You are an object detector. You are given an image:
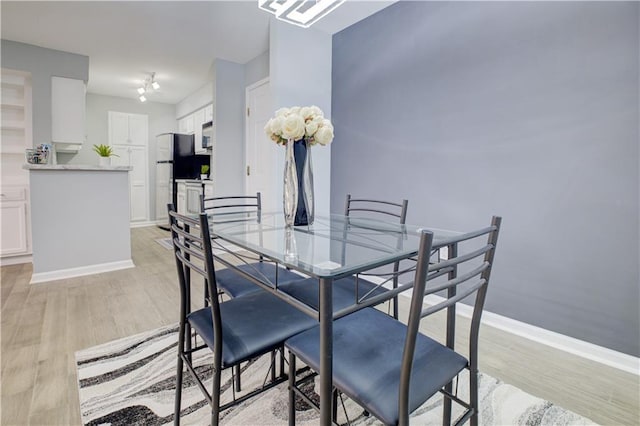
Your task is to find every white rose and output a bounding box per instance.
[275,107,289,117]
[300,106,312,120]
[289,106,301,116]
[270,116,284,136]
[309,105,324,118]
[314,121,334,146]
[281,114,306,141]
[305,120,319,138]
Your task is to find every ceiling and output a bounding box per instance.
[1,1,394,105]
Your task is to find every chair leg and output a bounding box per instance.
[288,352,297,426]
[234,364,242,392]
[211,365,222,426]
[270,350,277,382]
[470,369,479,426]
[174,322,186,426]
[279,347,286,379]
[442,381,453,426]
[174,354,183,426]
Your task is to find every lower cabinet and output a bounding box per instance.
[0,185,30,257]
[176,181,214,215]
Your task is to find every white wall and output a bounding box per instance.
[269,18,332,218]
[60,93,176,221]
[213,59,246,197]
[176,82,213,119]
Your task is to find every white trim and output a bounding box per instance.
[30,259,135,284]
[0,254,32,266]
[130,220,157,228]
[365,276,640,375]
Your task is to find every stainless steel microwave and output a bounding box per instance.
[202,121,213,149]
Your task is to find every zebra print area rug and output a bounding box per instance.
[76,324,597,426]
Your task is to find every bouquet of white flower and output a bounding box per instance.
[264,105,334,146]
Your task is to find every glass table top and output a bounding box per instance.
[207,212,460,278]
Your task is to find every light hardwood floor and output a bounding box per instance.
[1,226,638,425]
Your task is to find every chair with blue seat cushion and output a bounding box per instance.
[201,192,304,298]
[169,207,317,426]
[280,194,408,317]
[286,216,501,426]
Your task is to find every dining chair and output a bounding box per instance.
[285,216,502,426]
[168,206,317,426]
[200,192,305,298]
[279,194,409,317]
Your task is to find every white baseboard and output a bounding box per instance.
[30,259,135,284]
[365,276,639,375]
[423,294,639,376]
[0,254,32,266]
[130,221,157,228]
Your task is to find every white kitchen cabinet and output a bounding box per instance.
[204,104,213,122]
[108,111,148,146]
[203,181,214,198]
[51,76,85,144]
[0,186,30,257]
[178,115,194,135]
[111,145,149,222]
[176,181,187,214]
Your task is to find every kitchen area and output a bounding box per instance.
[0,40,238,284]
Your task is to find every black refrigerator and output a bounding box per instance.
[156,133,209,226]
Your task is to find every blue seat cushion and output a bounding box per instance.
[279,276,389,312]
[285,308,468,425]
[187,290,317,367]
[216,262,304,298]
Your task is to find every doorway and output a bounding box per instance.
[245,78,280,212]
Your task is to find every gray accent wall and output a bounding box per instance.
[1,39,89,146]
[331,1,639,356]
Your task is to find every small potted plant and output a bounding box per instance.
[93,144,119,166]
[200,164,210,180]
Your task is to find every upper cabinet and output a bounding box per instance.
[108,111,149,146]
[51,76,85,145]
[178,103,212,154]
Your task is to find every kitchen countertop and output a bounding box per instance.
[23,164,132,171]
[175,179,213,184]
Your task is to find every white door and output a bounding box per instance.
[246,78,279,211]
[128,113,148,145]
[112,145,149,222]
[108,111,129,144]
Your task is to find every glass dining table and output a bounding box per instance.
[206,211,461,425]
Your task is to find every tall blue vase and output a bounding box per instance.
[293,139,314,226]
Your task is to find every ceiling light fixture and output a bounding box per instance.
[258,0,345,28]
[137,72,160,102]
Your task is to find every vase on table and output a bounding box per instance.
[99,156,111,167]
[283,139,314,227]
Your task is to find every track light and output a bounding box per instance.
[136,72,160,102]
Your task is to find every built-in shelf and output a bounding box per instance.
[1,74,26,88]
[1,101,25,109]
[1,121,25,131]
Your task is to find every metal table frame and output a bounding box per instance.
[207,212,460,425]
